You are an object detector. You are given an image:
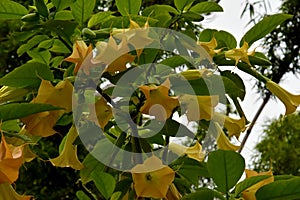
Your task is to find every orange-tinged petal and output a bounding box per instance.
[179,94,219,121]
[0,135,23,184]
[0,182,32,200]
[88,97,113,129]
[215,122,240,151]
[266,80,300,115]
[242,169,274,200]
[50,126,84,170]
[131,156,175,198]
[139,79,179,121]
[64,40,93,74]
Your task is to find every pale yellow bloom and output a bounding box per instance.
[215,122,240,151]
[225,42,255,66]
[266,80,300,115]
[0,86,28,104]
[198,37,222,57]
[169,141,205,162]
[180,69,212,80]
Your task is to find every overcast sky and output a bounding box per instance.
[202,0,300,166]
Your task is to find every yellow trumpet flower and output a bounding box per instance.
[168,141,205,162]
[225,41,255,66]
[131,156,175,199]
[198,37,222,57]
[266,80,300,115]
[215,122,240,151]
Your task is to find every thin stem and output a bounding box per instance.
[239,92,271,153]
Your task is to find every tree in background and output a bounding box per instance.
[252,113,300,176]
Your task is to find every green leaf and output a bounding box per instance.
[71,0,96,26]
[17,35,49,56]
[1,120,21,133]
[249,52,272,66]
[199,29,237,49]
[80,153,105,184]
[190,2,223,15]
[160,56,190,68]
[76,191,91,200]
[175,157,210,186]
[38,39,54,49]
[174,0,195,11]
[50,56,65,68]
[256,177,300,200]
[54,10,75,20]
[207,150,245,193]
[91,171,116,200]
[221,70,246,100]
[115,0,141,16]
[0,103,62,121]
[0,0,28,20]
[52,0,74,11]
[34,0,49,17]
[27,49,51,65]
[50,39,71,53]
[182,188,225,200]
[240,13,293,47]
[235,175,272,196]
[0,62,53,88]
[88,11,114,28]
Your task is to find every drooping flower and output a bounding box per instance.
[0,86,28,104]
[64,40,93,74]
[0,182,32,200]
[139,79,179,121]
[198,37,222,57]
[88,96,113,129]
[131,156,175,198]
[215,122,240,151]
[242,169,274,200]
[92,36,136,74]
[169,141,205,162]
[50,126,83,170]
[165,183,182,200]
[225,42,255,66]
[213,113,247,138]
[266,80,300,115]
[179,94,219,121]
[22,80,73,137]
[0,134,23,184]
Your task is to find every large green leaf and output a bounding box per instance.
[174,0,195,12]
[221,70,246,100]
[235,175,271,196]
[76,191,91,200]
[71,0,95,26]
[27,49,51,65]
[91,171,116,200]
[0,0,28,20]
[34,0,49,17]
[88,11,114,28]
[256,177,300,200]
[17,35,49,56]
[0,62,53,88]
[52,0,74,11]
[0,103,62,121]
[199,29,237,49]
[207,150,245,193]
[115,0,141,16]
[240,13,293,47]
[190,2,223,15]
[80,153,105,184]
[182,188,225,200]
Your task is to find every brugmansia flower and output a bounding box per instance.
[225,41,255,66]
[213,113,247,138]
[179,94,219,121]
[0,134,23,184]
[22,80,73,137]
[92,36,136,74]
[198,37,222,57]
[168,141,205,162]
[242,169,274,200]
[0,86,28,104]
[131,156,175,198]
[88,96,113,129]
[266,80,300,115]
[0,182,32,200]
[139,79,179,121]
[64,40,93,74]
[50,126,83,170]
[180,68,212,80]
[215,122,240,151]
